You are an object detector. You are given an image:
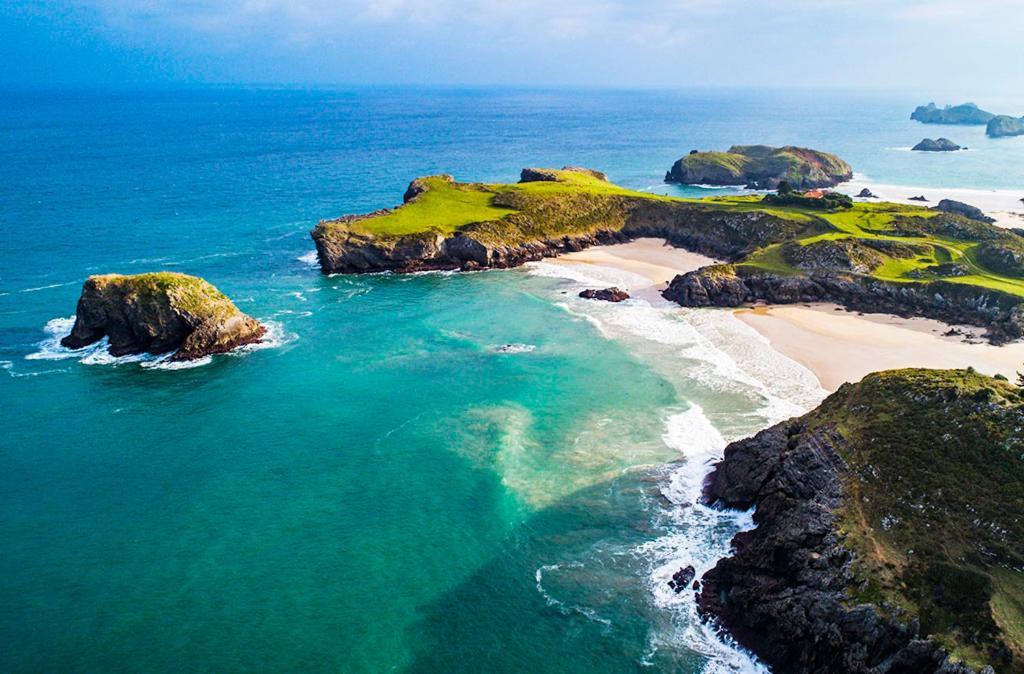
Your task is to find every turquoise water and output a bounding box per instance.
[0,87,1020,673]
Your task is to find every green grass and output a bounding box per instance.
[318,170,1024,298]
[91,272,241,320]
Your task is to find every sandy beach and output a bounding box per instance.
[558,239,1024,391]
[839,177,1024,228]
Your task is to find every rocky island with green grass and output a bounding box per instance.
[664,145,853,189]
[699,368,1024,674]
[61,272,266,361]
[312,166,1024,343]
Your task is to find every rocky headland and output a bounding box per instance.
[697,368,1023,673]
[312,168,1024,343]
[61,272,266,361]
[911,102,996,125]
[663,145,853,189]
[913,138,963,152]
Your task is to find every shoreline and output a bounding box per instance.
[557,239,1024,391]
[837,177,1024,228]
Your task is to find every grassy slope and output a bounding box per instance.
[809,370,1024,672]
[320,170,1024,297]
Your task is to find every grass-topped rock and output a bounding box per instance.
[700,368,1024,674]
[61,272,266,361]
[310,167,822,274]
[664,145,853,189]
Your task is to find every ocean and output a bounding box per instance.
[1,87,1022,673]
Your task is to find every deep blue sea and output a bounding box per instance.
[1,87,1022,673]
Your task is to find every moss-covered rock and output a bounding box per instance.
[61,272,265,361]
[664,145,853,189]
[700,368,1024,673]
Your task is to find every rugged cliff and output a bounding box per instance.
[61,272,266,361]
[699,369,1023,674]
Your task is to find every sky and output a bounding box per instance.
[2,0,1023,91]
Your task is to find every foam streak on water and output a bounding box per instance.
[528,260,828,672]
[26,316,294,369]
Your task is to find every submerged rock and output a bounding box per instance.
[909,195,929,201]
[912,137,961,152]
[857,188,876,198]
[578,287,630,302]
[60,272,265,361]
[668,565,695,594]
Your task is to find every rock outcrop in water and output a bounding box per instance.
[61,272,265,361]
[578,287,630,302]
[911,102,995,125]
[987,115,1024,138]
[664,145,853,190]
[913,138,962,152]
[697,368,1023,674]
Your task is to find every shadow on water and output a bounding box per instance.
[401,467,710,674]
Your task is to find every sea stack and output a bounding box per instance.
[61,272,266,361]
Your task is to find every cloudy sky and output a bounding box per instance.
[3,0,1022,91]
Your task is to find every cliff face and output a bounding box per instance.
[664,145,853,190]
[61,273,266,361]
[663,264,1024,343]
[699,369,1023,674]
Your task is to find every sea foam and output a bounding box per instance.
[26,316,294,370]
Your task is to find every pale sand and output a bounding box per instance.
[556,239,1024,391]
[839,177,1024,229]
[735,305,1024,390]
[553,238,719,301]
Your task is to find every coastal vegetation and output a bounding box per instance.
[700,368,1024,673]
[61,272,265,361]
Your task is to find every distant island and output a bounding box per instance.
[312,167,1024,343]
[912,137,962,152]
[988,115,1024,138]
[912,102,1024,138]
[700,368,1023,674]
[911,102,995,125]
[61,272,265,361]
[663,145,852,189]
